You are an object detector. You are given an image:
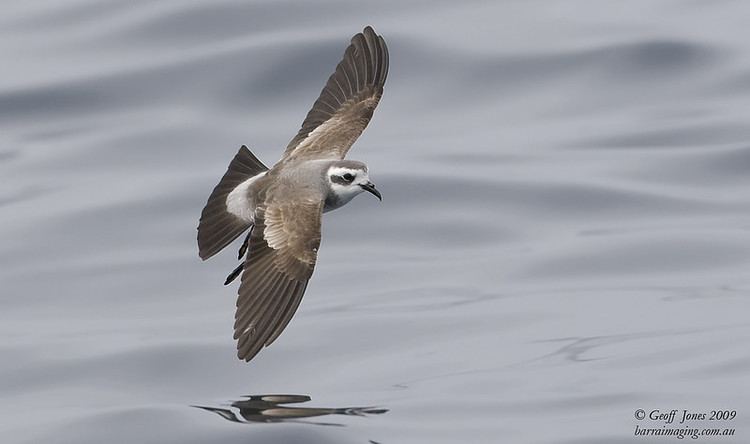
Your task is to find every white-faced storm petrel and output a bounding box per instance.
[198,26,388,361]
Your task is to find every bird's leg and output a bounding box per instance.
[237,229,252,260]
[226,227,253,285]
[224,262,244,286]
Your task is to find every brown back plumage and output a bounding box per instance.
[233,200,322,361]
[281,26,389,162]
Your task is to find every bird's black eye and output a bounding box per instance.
[343,173,354,181]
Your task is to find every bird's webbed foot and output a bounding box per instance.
[224,263,244,286]
[238,230,252,260]
[225,227,253,285]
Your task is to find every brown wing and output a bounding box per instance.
[233,199,323,362]
[281,26,389,162]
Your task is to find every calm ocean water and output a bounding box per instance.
[2,1,749,443]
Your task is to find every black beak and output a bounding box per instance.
[360,181,382,201]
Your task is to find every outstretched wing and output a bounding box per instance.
[233,199,323,361]
[281,26,389,162]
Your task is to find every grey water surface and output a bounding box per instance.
[2,1,750,443]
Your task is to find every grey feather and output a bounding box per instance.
[282,26,389,162]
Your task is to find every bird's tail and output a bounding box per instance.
[198,145,268,260]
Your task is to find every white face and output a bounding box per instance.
[327,166,370,202]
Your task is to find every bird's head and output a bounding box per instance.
[325,160,381,206]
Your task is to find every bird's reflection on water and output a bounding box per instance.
[192,394,387,426]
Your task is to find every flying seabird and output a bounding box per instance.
[197,26,388,362]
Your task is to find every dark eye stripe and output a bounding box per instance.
[330,175,349,185]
